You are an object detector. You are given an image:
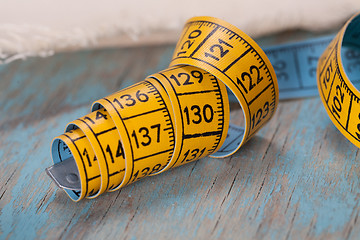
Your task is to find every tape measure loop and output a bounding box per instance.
[49,15,280,201]
[317,12,360,149]
[170,16,279,157]
[149,65,230,172]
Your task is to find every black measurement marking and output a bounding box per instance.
[88,175,101,181]
[95,127,117,136]
[222,47,251,72]
[189,25,220,58]
[133,148,173,162]
[109,171,121,177]
[346,94,353,130]
[183,130,222,139]
[176,90,216,96]
[122,107,166,121]
[248,82,273,106]
[73,135,86,141]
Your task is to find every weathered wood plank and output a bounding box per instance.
[0,39,359,240]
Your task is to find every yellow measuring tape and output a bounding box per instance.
[46,13,360,201]
[317,13,360,149]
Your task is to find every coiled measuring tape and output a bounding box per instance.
[46,13,360,201]
[317,13,360,149]
[46,16,278,201]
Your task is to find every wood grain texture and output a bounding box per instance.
[0,38,359,240]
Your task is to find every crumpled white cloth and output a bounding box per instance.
[0,0,359,63]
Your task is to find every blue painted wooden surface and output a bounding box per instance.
[1,33,359,239]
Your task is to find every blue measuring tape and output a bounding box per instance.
[227,34,360,101]
[265,35,333,99]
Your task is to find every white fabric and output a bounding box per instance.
[0,0,359,63]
